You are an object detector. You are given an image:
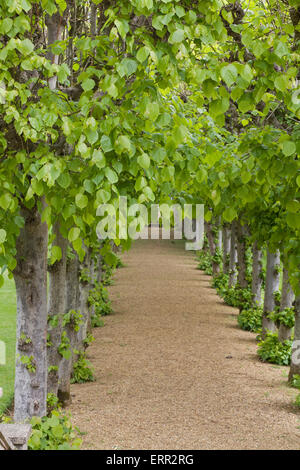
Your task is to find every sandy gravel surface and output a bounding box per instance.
[69,238,300,449]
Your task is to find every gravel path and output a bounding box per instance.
[69,238,300,449]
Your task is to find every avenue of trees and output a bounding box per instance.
[0,0,299,431]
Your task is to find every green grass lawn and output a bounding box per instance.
[0,276,16,415]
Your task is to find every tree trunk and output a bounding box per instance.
[96,251,103,285]
[289,295,300,381]
[222,225,231,275]
[218,231,222,252]
[13,204,48,422]
[262,249,280,338]
[47,221,67,396]
[90,2,97,38]
[205,221,220,277]
[45,12,65,91]
[88,247,95,330]
[76,248,91,350]
[235,221,248,289]
[45,10,65,398]
[251,242,263,307]
[58,250,80,406]
[278,268,294,342]
[229,221,238,288]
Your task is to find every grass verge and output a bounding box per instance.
[0,275,16,415]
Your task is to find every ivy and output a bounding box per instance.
[58,331,72,360]
[257,332,292,366]
[62,310,83,332]
[71,352,95,384]
[19,354,36,373]
[28,411,82,450]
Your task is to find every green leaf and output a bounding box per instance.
[122,58,138,76]
[220,64,238,87]
[141,0,153,8]
[52,424,64,439]
[152,15,164,30]
[137,153,150,170]
[156,112,171,127]
[274,41,288,58]
[172,125,188,145]
[107,80,118,98]
[75,194,88,209]
[252,40,265,57]
[282,141,296,156]
[104,168,118,184]
[274,75,289,92]
[238,95,254,113]
[114,19,129,39]
[135,176,147,191]
[175,6,185,17]
[136,46,150,63]
[29,432,41,449]
[100,135,113,153]
[82,79,95,92]
[57,63,70,83]
[85,128,98,145]
[286,213,300,230]
[77,141,88,156]
[0,193,12,210]
[20,0,32,12]
[152,148,166,163]
[83,179,94,194]
[286,200,300,213]
[240,64,253,83]
[92,149,106,168]
[18,38,34,56]
[0,229,6,244]
[96,189,110,204]
[194,68,209,84]
[185,10,197,24]
[241,170,251,184]
[50,245,62,264]
[68,227,80,242]
[115,135,133,154]
[210,97,229,117]
[223,207,237,223]
[143,186,155,201]
[0,18,13,34]
[169,29,185,44]
[57,173,71,189]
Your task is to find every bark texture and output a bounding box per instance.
[235,221,248,289]
[76,249,91,351]
[229,221,238,288]
[217,228,222,252]
[58,250,80,406]
[251,242,263,307]
[47,221,67,395]
[222,225,231,275]
[13,205,48,422]
[88,247,96,328]
[278,268,294,342]
[96,252,103,285]
[289,295,300,381]
[90,1,97,38]
[45,12,66,90]
[262,250,280,338]
[205,221,220,277]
